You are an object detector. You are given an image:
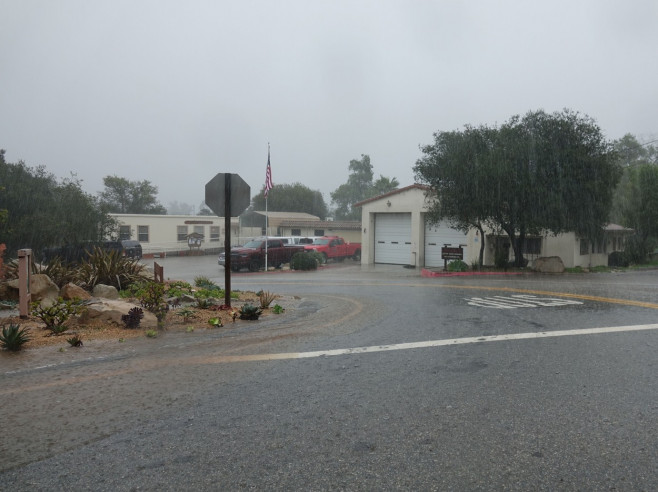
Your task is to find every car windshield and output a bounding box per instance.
[242,240,263,248]
[313,239,329,245]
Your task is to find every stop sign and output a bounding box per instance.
[204,173,250,217]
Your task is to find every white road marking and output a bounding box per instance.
[206,323,658,363]
[467,294,584,309]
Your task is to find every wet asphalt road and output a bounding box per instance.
[1,257,656,491]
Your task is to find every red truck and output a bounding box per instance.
[219,238,304,272]
[303,236,361,263]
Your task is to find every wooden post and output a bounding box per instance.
[18,249,32,318]
[154,262,164,283]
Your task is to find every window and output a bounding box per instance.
[210,226,220,242]
[314,229,325,236]
[194,225,204,238]
[291,228,301,236]
[119,225,131,240]
[177,225,188,241]
[522,237,541,255]
[580,239,589,255]
[138,225,149,242]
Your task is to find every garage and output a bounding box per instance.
[374,213,412,264]
[424,219,469,267]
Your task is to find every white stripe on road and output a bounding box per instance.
[204,323,658,363]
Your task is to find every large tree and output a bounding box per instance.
[98,175,167,214]
[331,155,399,220]
[0,150,116,258]
[252,182,328,219]
[610,134,658,261]
[414,109,621,267]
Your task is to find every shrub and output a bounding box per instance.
[239,304,262,320]
[208,317,223,328]
[34,256,78,288]
[608,251,630,268]
[176,308,199,322]
[66,334,83,347]
[75,246,146,290]
[448,260,469,272]
[145,329,157,338]
[291,252,319,271]
[0,323,31,351]
[259,290,278,309]
[31,298,84,334]
[272,304,284,314]
[137,282,168,328]
[121,307,144,329]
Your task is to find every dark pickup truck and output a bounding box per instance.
[218,238,304,272]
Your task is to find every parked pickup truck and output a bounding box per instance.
[303,236,361,263]
[218,238,305,272]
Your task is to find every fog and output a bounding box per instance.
[1,0,656,209]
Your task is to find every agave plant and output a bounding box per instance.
[239,304,263,320]
[0,324,31,351]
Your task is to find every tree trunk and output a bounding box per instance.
[477,224,485,268]
[514,226,526,267]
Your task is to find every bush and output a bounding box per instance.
[239,304,262,320]
[448,260,469,272]
[121,307,144,329]
[31,298,84,334]
[608,251,630,268]
[291,252,319,271]
[0,323,31,351]
[75,246,146,290]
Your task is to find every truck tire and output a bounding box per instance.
[249,260,260,272]
[352,249,361,261]
[321,253,328,264]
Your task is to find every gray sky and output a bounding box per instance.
[2,0,657,212]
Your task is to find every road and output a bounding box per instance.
[1,257,656,491]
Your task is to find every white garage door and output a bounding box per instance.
[375,213,412,264]
[425,220,468,267]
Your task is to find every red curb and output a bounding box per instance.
[421,268,525,278]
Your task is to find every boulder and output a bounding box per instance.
[60,283,92,300]
[78,299,157,328]
[532,256,565,274]
[92,284,119,299]
[6,274,60,306]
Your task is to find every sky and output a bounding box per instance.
[1,0,657,213]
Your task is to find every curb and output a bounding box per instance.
[421,269,525,278]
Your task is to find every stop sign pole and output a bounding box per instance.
[224,174,232,306]
[205,173,250,308]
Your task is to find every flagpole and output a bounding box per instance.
[265,143,270,271]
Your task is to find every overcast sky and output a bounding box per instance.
[1,1,657,212]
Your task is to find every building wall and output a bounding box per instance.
[359,187,428,266]
[278,225,361,243]
[109,214,242,254]
[358,186,629,269]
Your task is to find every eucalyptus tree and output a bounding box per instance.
[331,154,399,220]
[98,175,167,214]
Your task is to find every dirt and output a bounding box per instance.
[1,291,268,350]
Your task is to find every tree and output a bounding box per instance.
[0,150,116,258]
[414,109,621,267]
[330,155,399,220]
[167,201,194,215]
[610,134,658,261]
[98,175,167,214]
[252,183,328,219]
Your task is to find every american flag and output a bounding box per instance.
[264,149,273,198]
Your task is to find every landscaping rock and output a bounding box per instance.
[92,284,119,299]
[60,283,92,300]
[78,299,157,329]
[532,256,565,274]
[6,274,59,306]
